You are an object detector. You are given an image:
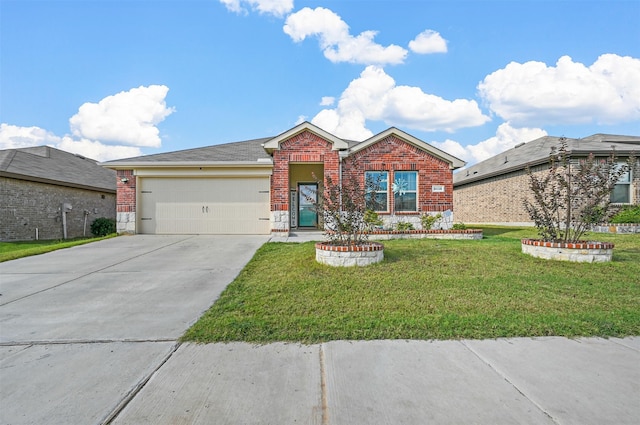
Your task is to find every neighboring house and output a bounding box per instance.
[1,146,117,241]
[101,122,465,235]
[453,134,640,225]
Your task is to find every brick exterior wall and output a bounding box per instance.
[345,135,454,216]
[454,168,536,224]
[271,130,340,218]
[454,160,639,224]
[114,170,137,234]
[1,177,116,241]
[116,170,136,213]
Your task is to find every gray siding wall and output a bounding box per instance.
[1,177,116,241]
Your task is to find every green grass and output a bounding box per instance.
[183,226,640,343]
[0,235,115,262]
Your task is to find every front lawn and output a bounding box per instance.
[0,236,114,262]
[182,226,640,343]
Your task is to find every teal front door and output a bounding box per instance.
[298,184,318,228]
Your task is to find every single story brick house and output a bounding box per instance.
[101,122,465,235]
[453,134,640,225]
[0,146,116,241]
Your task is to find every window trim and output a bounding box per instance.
[393,170,418,213]
[611,162,632,204]
[365,171,389,213]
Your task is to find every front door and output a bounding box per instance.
[298,183,318,228]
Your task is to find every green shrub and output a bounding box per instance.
[395,221,415,231]
[364,209,384,230]
[90,217,116,237]
[610,205,640,223]
[421,213,442,230]
[452,223,467,230]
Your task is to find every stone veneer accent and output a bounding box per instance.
[270,210,290,232]
[521,239,614,263]
[590,224,640,234]
[315,242,384,267]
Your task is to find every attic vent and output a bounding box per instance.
[514,142,525,148]
[75,154,86,159]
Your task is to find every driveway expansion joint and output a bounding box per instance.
[460,340,561,425]
[101,341,182,425]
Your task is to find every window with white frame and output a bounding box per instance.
[611,163,631,204]
[393,171,417,212]
[365,171,388,211]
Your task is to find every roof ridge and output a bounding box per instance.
[0,150,17,171]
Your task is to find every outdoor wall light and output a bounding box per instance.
[120,177,129,183]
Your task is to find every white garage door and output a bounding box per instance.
[139,177,270,234]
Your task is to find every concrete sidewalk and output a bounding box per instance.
[113,337,639,425]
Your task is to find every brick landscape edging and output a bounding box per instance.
[315,242,384,267]
[521,238,614,263]
[367,229,483,240]
[521,239,614,250]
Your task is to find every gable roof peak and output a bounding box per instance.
[262,121,349,153]
[349,127,466,169]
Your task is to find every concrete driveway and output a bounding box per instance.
[0,235,268,425]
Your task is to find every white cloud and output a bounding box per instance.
[311,66,490,140]
[432,123,548,165]
[478,54,640,126]
[219,0,293,17]
[1,85,174,162]
[69,85,174,148]
[320,96,335,106]
[467,122,547,163]
[283,7,407,65]
[57,137,143,161]
[408,30,447,54]
[0,124,62,149]
[0,124,143,161]
[430,139,469,162]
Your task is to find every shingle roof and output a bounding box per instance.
[454,134,640,186]
[102,126,465,169]
[102,137,273,165]
[0,146,116,192]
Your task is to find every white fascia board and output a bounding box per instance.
[133,167,273,177]
[262,121,349,151]
[101,160,273,170]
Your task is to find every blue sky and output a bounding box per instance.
[1,0,639,164]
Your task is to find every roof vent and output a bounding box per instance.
[514,142,525,148]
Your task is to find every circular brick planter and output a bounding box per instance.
[315,242,384,267]
[521,239,614,263]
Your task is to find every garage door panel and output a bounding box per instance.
[139,177,270,235]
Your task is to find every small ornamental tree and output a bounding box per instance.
[523,138,634,243]
[307,171,382,246]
